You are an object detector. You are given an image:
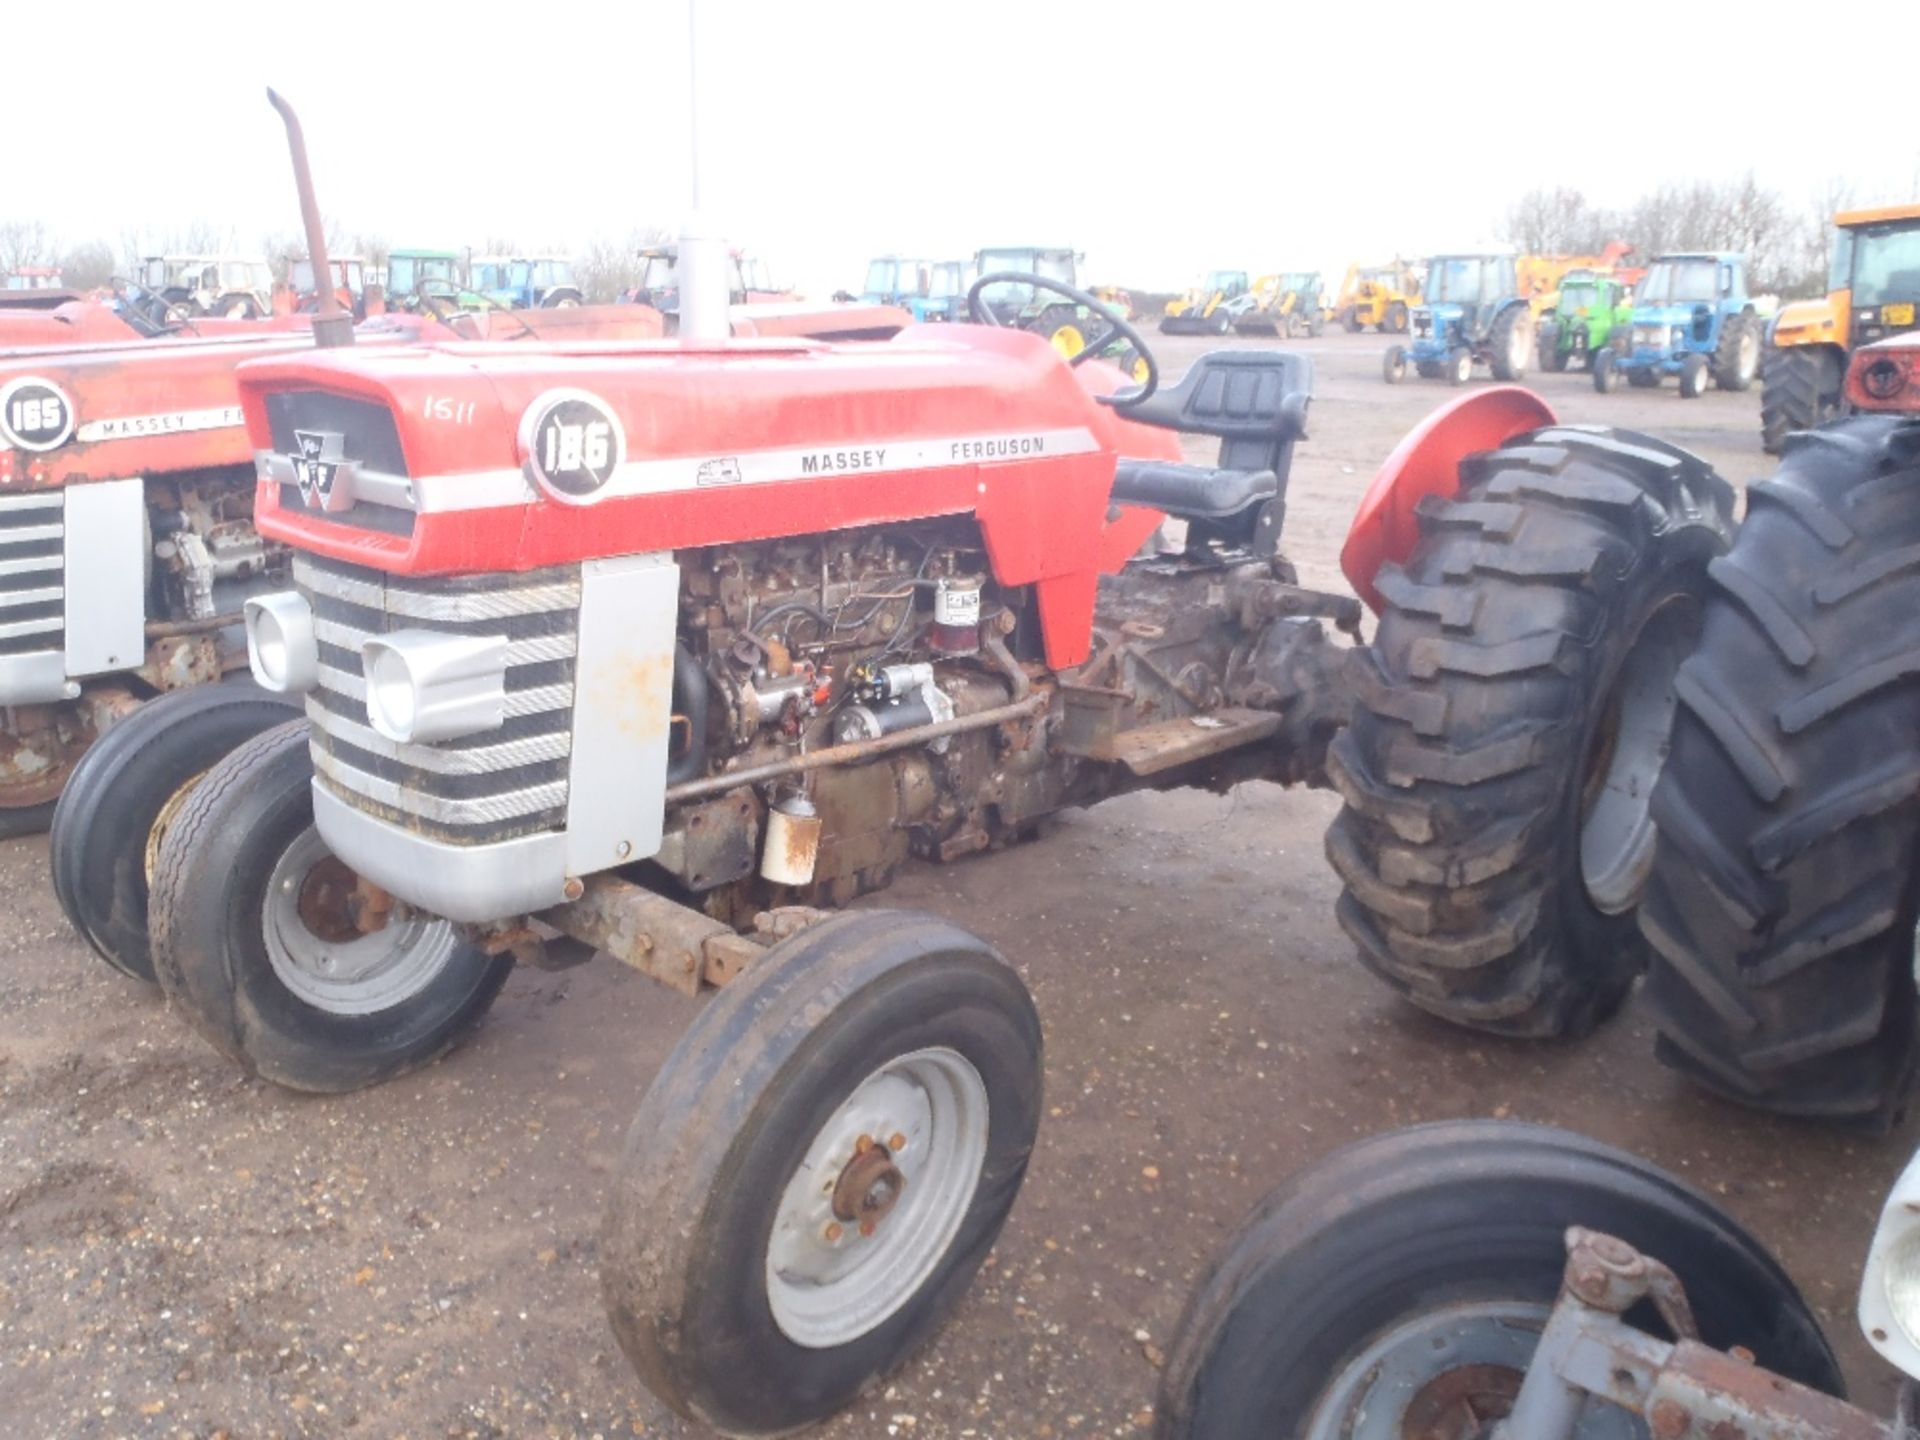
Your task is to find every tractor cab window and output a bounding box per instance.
[292,260,316,292]
[1558,280,1597,314]
[1636,259,1718,306]
[976,250,1073,305]
[864,259,898,295]
[509,261,537,289]
[1206,270,1244,294]
[1424,258,1487,303]
[929,262,967,298]
[536,260,571,288]
[740,258,774,292]
[472,261,508,290]
[140,258,168,288]
[1281,272,1314,293]
[639,255,679,292]
[1846,223,1920,307]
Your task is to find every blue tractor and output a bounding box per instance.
[1593,252,1760,398]
[472,255,584,309]
[856,256,974,322]
[1381,253,1534,385]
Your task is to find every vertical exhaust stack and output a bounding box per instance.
[676,0,730,342]
[267,88,353,350]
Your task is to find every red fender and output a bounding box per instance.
[1339,386,1556,614]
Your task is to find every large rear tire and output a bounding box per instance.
[1153,1121,1842,1440]
[1713,312,1760,391]
[1642,417,1920,1126]
[1327,427,1735,1036]
[1488,303,1533,382]
[50,683,301,983]
[1761,344,1844,454]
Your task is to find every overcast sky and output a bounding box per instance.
[12,1,1920,296]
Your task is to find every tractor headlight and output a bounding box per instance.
[245,593,318,694]
[1862,1148,1920,1381]
[360,629,508,745]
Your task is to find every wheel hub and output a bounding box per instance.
[831,1139,906,1230]
[764,1046,989,1349]
[1401,1363,1522,1440]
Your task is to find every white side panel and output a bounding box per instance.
[63,478,147,677]
[564,552,680,877]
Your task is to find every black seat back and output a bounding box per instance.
[1115,350,1311,477]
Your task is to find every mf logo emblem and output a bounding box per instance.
[291,429,353,512]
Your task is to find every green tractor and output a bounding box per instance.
[971,245,1147,381]
[1535,268,1632,372]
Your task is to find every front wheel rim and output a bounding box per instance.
[1306,1300,1637,1440]
[262,826,461,1015]
[765,1045,989,1349]
[1579,599,1696,914]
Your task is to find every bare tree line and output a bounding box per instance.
[1501,172,1858,296]
[2,217,669,303]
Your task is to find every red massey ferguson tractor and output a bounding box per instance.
[48,265,1772,1430]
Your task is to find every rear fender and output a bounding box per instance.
[1339,386,1556,614]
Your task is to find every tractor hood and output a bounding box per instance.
[240,324,1181,580]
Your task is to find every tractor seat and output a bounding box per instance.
[1109,460,1276,519]
[1117,350,1311,445]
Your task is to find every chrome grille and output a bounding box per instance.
[296,553,581,845]
[0,493,64,657]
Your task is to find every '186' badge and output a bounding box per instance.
[520,389,625,503]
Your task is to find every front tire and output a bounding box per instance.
[1679,352,1711,399]
[1341,305,1362,333]
[149,722,511,1092]
[1382,345,1407,384]
[1384,300,1409,334]
[1447,348,1473,385]
[50,683,301,983]
[1642,417,1920,1126]
[601,910,1041,1436]
[1761,344,1844,454]
[1153,1121,1842,1439]
[1327,427,1735,1036]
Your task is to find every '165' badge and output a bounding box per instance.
[0,377,76,453]
[520,389,625,503]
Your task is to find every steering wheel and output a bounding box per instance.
[966,272,1158,405]
[414,283,538,342]
[109,277,197,336]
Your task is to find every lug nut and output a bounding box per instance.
[859,1220,876,1238]
[823,1222,843,1243]
[855,1135,874,1154]
[1649,1399,1689,1439]
[889,1132,907,1151]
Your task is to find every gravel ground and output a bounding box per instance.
[1,328,1908,1439]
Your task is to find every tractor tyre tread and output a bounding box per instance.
[1642,415,1920,1127]
[1761,345,1841,455]
[1328,426,1734,1037]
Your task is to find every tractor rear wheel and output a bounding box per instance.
[1488,305,1533,382]
[1153,1121,1842,1440]
[1038,306,1086,359]
[1385,301,1409,334]
[1761,344,1844,454]
[1713,313,1760,391]
[1641,417,1920,1127]
[1327,426,1735,1037]
[1538,337,1568,373]
[1283,310,1304,339]
[1341,305,1363,334]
